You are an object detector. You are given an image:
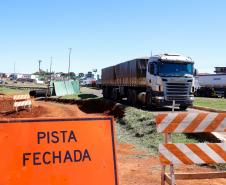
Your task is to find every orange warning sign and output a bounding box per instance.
[0,117,118,185]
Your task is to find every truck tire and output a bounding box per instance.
[131,90,137,106]
[103,88,107,98]
[179,106,188,111]
[127,90,131,104]
[103,87,111,99]
[127,89,133,105]
[111,88,118,101]
[146,92,153,110]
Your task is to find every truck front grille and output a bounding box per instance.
[165,82,191,101]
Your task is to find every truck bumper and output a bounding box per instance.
[152,96,194,107]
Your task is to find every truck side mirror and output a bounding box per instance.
[194,68,198,76]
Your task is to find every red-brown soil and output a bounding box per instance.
[0,97,14,113]
[118,144,226,185]
[0,100,225,185]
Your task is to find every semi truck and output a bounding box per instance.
[101,53,195,110]
[195,74,226,98]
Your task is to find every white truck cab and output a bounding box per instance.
[146,53,195,110]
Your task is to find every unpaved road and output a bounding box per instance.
[1,100,225,185]
[80,87,103,97]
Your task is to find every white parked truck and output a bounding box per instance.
[102,53,195,110]
[195,74,226,98]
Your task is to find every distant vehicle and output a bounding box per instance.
[0,80,4,84]
[195,74,226,98]
[80,77,96,86]
[96,79,101,89]
[102,53,195,110]
[36,79,44,84]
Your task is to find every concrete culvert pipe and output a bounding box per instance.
[29,90,47,98]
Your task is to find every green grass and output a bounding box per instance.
[194,97,226,110]
[59,94,80,99]
[116,107,198,155]
[116,106,226,170]
[0,86,30,95]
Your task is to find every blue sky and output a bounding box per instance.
[0,0,225,74]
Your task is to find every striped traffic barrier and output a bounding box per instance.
[13,94,32,112]
[13,94,30,101]
[156,112,226,133]
[156,113,226,185]
[14,100,32,108]
[159,143,226,165]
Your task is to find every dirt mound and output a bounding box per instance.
[0,97,14,113]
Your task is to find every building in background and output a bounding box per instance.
[214,67,226,74]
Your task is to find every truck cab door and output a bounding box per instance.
[146,62,156,88]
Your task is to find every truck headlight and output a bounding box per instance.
[155,96,164,100]
[189,96,194,100]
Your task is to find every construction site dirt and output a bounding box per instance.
[0,97,14,113]
[1,100,225,185]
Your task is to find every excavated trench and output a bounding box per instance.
[0,97,125,119]
[42,97,126,118]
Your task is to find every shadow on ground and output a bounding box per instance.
[78,94,98,99]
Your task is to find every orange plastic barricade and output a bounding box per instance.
[156,113,226,185]
[0,117,118,185]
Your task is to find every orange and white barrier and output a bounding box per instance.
[14,100,32,108]
[13,94,32,111]
[159,143,226,165]
[156,113,226,185]
[13,94,30,101]
[156,113,226,133]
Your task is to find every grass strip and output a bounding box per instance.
[194,97,226,110]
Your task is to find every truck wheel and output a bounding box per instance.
[180,106,188,111]
[103,88,110,98]
[111,89,118,101]
[146,92,152,110]
[131,90,137,106]
[127,90,133,105]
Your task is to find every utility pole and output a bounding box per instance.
[38,60,42,73]
[68,48,72,80]
[14,62,16,74]
[50,56,53,80]
[50,57,52,74]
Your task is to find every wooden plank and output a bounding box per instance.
[156,113,226,133]
[159,143,226,165]
[175,172,226,179]
[164,174,171,185]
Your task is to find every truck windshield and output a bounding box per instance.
[158,62,193,77]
